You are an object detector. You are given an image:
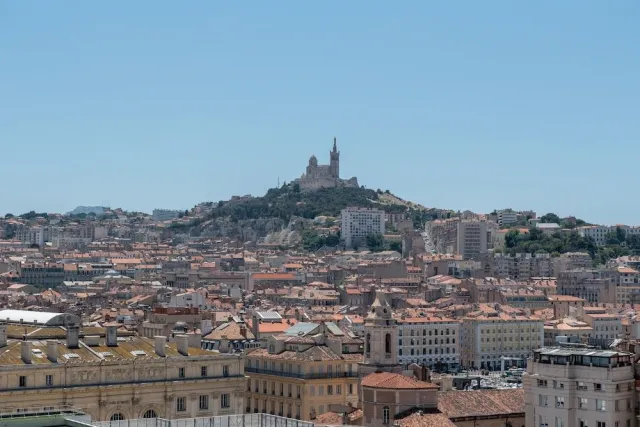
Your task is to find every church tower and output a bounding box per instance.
[359,289,403,376]
[329,137,340,179]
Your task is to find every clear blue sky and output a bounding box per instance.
[1,1,638,224]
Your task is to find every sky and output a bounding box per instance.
[1,1,638,224]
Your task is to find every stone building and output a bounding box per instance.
[293,138,359,191]
[0,311,245,422]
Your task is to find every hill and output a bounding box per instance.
[170,184,448,239]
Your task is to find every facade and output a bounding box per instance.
[293,138,359,191]
[0,324,245,422]
[456,219,489,260]
[578,225,640,247]
[341,207,385,249]
[498,210,519,228]
[557,270,619,303]
[397,315,460,371]
[244,322,362,421]
[461,307,544,370]
[523,347,634,427]
[151,209,182,221]
[489,253,553,280]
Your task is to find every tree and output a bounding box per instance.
[366,233,385,252]
[292,183,300,193]
[389,241,402,253]
[4,213,13,219]
[540,213,561,224]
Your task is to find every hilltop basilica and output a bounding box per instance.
[293,138,359,191]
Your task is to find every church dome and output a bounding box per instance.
[309,155,318,166]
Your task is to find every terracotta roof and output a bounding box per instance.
[361,372,437,390]
[252,273,296,280]
[437,389,524,418]
[399,412,457,427]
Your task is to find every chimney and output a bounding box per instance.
[219,335,230,353]
[0,324,7,347]
[66,325,79,349]
[106,325,118,347]
[47,340,58,363]
[251,314,260,340]
[155,336,166,357]
[188,332,202,349]
[176,335,189,356]
[21,341,32,364]
[239,325,247,338]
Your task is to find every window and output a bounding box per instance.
[336,385,342,395]
[223,365,229,377]
[46,375,53,387]
[366,333,371,353]
[383,406,390,425]
[556,396,565,408]
[596,399,606,411]
[177,397,186,412]
[556,418,564,427]
[143,410,157,418]
[580,420,588,427]
[199,395,209,410]
[539,395,548,406]
[310,385,315,396]
[577,382,587,390]
[538,379,548,387]
[19,376,26,388]
[201,366,207,377]
[327,385,333,395]
[539,416,548,427]
[594,383,603,391]
[385,333,391,354]
[178,367,185,378]
[579,398,588,409]
[110,413,125,421]
[349,384,354,395]
[597,423,606,427]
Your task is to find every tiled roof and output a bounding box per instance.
[361,372,437,390]
[437,389,524,418]
[399,412,457,427]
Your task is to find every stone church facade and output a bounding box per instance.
[294,138,359,191]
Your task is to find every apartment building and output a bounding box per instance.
[397,314,460,371]
[461,305,544,370]
[557,270,619,303]
[245,322,362,421]
[554,253,594,276]
[0,312,245,421]
[340,207,385,249]
[152,209,182,221]
[426,218,460,254]
[488,253,553,280]
[497,210,519,227]
[614,266,640,304]
[456,219,489,260]
[18,263,65,287]
[523,347,634,427]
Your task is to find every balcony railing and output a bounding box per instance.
[245,367,359,380]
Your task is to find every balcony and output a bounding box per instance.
[246,367,359,380]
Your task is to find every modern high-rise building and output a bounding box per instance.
[456,219,488,260]
[340,207,385,249]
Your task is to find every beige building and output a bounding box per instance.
[461,305,544,370]
[244,322,362,421]
[524,347,634,427]
[0,322,245,422]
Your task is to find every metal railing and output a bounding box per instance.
[94,414,315,427]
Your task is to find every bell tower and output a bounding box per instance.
[359,289,402,376]
[329,137,340,179]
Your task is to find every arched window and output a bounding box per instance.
[383,406,390,425]
[366,333,371,353]
[385,333,391,354]
[143,410,157,419]
[110,413,125,421]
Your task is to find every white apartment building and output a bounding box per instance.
[456,219,488,260]
[524,347,635,427]
[152,209,182,221]
[396,315,460,371]
[340,207,385,249]
[578,225,640,247]
[498,210,518,227]
[461,310,544,370]
[14,226,45,247]
[615,266,640,304]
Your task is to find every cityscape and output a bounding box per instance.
[0,140,639,427]
[2,2,637,427]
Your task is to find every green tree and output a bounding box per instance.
[366,233,385,252]
[540,213,561,224]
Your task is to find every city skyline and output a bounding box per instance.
[2,1,638,223]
